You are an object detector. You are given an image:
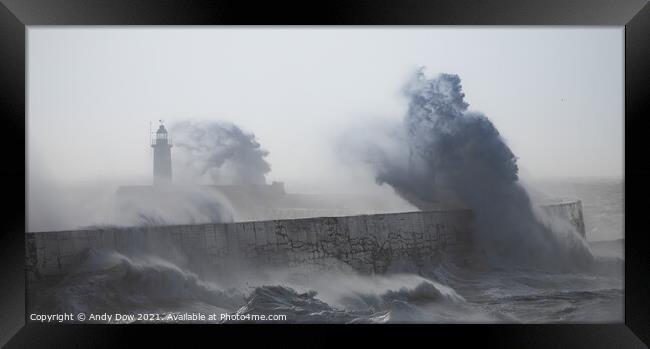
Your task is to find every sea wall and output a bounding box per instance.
[540,199,586,238]
[25,200,586,280]
[26,209,474,280]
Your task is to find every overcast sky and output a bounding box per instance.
[28,27,623,192]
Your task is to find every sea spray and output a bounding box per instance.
[114,184,235,226]
[111,120,272,227]
[171,120,271,185]
[28,238,621,323]
[353,68,593,270]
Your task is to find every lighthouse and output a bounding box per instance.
[151,122,173,185]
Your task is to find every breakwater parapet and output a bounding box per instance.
[26,200,585,280]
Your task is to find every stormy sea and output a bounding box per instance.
[29,70,624,324]
[29,178,623,324]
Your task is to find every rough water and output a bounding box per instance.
[29,180,623,324]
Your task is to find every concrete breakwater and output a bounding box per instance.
[25,200,586,280]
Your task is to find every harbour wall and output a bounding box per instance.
[25,200,585,280]
[540,199,586,238]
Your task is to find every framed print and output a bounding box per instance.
[0,0,648,347]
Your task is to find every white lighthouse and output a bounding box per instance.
[151,122,172,185]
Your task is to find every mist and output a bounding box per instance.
[27,28,623,238]
[28,119,279,231]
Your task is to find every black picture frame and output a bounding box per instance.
[0,0,647,347]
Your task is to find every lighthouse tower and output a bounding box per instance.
[151,122,173,185]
